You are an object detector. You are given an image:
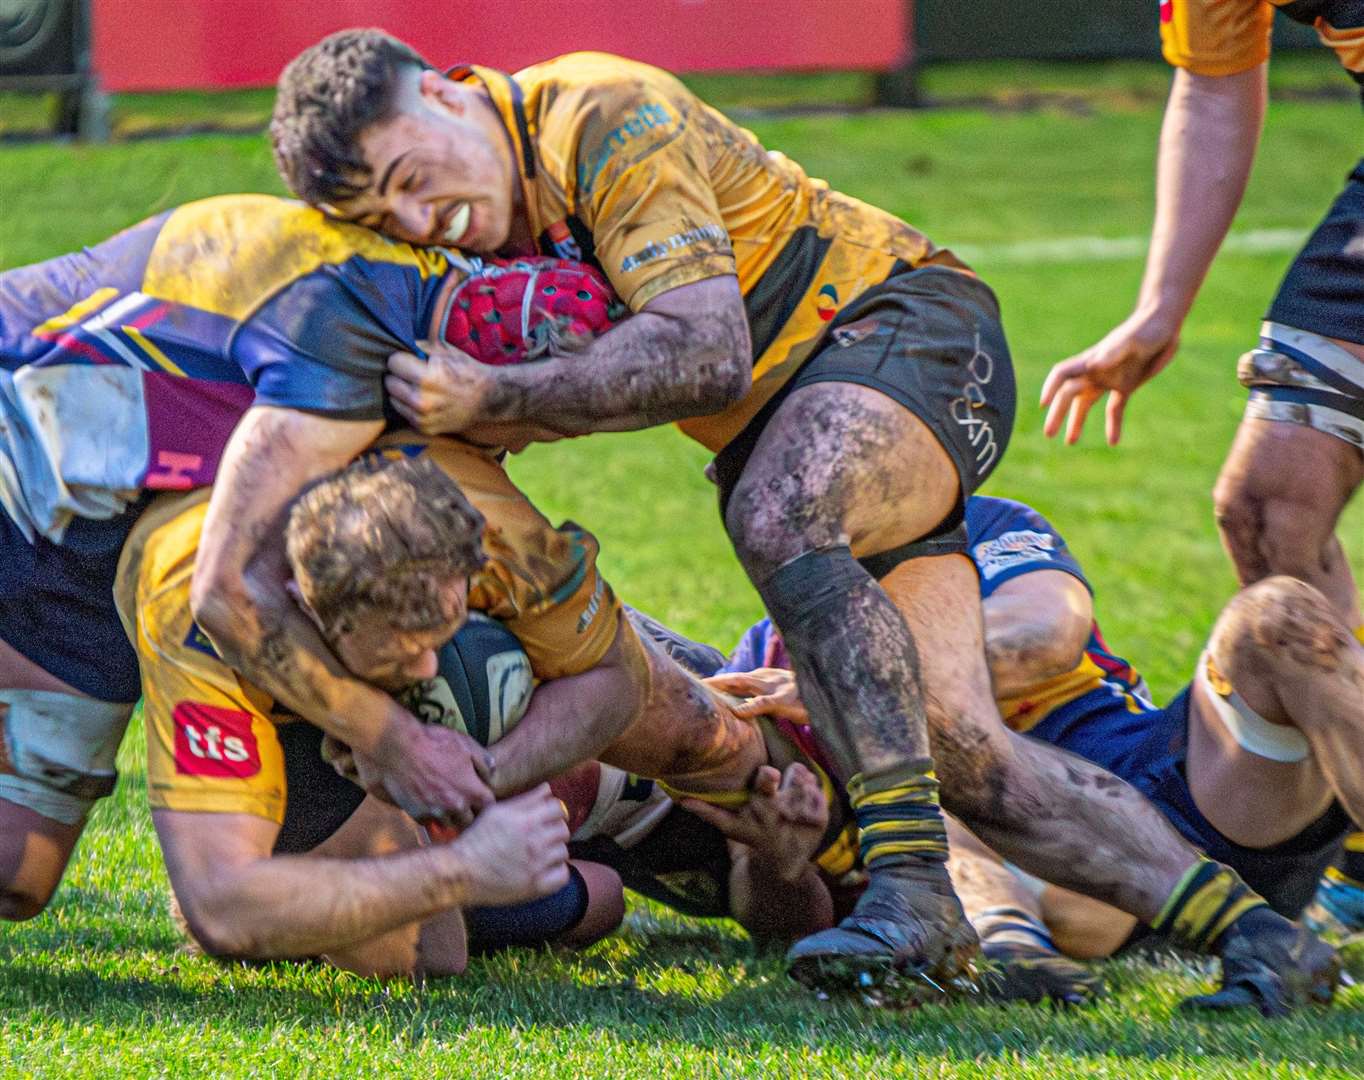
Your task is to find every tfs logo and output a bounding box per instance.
[172,702,261,778]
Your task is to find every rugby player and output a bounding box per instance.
[268,30,1308,1001]
[0,193,748,923]
[114,435,685,972]
[1037,3,1364,927]
[713,494,1354,1013]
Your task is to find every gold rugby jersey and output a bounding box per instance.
[454,52,971,451]
[114,433,624,822]
[1161,0,1364,81]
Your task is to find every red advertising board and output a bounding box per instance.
[91,1,908,92]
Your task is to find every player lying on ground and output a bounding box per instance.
[1038,0,1364,919]
[0,192,750,922]
[715,495,1356,1013]
[118,431,779,972]
[269,28,1321,1004]
[0,192,586,919]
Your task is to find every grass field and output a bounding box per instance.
[2,58,1363,1078]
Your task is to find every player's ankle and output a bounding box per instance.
[848,757,952,887]
[1152,856,1273,955]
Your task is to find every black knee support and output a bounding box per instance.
[759,543,873,627]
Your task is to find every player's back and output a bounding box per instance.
[0,194,451,546]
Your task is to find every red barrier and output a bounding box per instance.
[91,1,907,93]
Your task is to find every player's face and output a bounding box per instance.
[330,71,517,254]
[331,579,469,691]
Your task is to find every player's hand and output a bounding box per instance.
[704,667,809,725]
[1040,313,1180,446]
[386,342,498,435]
[682,763,828,882]
[359,717,496,829]
[447,784,571,906]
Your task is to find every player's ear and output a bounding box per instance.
[286,578,327,635]
[420,70,467,116]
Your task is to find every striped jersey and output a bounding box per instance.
[0,194,459,546]
[454,52,972,452]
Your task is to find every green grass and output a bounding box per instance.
[1,61,1362,1077]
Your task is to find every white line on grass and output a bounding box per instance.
[957,227,1307,266]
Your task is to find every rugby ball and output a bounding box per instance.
[399,613,534,746]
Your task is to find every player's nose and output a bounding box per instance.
[403,648,440,682]
[392,197,436,243]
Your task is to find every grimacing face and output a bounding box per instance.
[327,68,518,253]
[296,576,470,693]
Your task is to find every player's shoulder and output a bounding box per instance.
[524,53,697,195]
[145,194,450,322]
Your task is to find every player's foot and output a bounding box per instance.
[1182,910,1339,1018]
[1303,868,1364,940]
[974,908,1104,1007]
[785,867,980,1008]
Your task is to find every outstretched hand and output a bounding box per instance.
[703,667,808,726]
[681,762,828,882]
[1040,314,1180,446]
[386,343,499,435]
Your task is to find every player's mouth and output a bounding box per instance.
[441,202,472,247]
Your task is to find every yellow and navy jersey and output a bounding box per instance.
[1161,0,1364,84]
[455,53,971,452]
[0,194,459,546]
[725,495,1147,735]
[114,433,624,823]
[965,496,1148,732]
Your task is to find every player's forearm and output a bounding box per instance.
[490,629,646,796]
[183,846,473,960]
[197,559,407,759]
[1136,65,1266,329]
[481,303,750,435]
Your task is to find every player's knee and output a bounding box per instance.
[1211,473,1264,567]
[1217,576,1351,679]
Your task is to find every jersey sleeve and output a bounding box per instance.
[116,492,289,824]
[232,261,433,420]
[385,435,623,680]
[555,73,738,310]
[1161,0,1274,75]
[965,496,1091,598]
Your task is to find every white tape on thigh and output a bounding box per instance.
[0,691,133,823]
[1196,651,1309,764]
[1239,323,1364,449]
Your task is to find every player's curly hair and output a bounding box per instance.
[271,28,431,207]
[285,453,486,639]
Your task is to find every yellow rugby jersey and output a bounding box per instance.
[1161,0,1364,81]
[455,53,971,451]
[115,433,623,822]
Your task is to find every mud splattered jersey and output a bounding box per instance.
[454,53,972,451]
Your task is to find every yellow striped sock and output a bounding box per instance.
[1153,857,1268,953]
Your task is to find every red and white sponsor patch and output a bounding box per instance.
[172,702,261,778]
[1160,0,1172,24]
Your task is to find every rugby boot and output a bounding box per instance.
[1154,858,1338,1017]
[974,907,1104,1007]
[786,867,980,1008]
[1181,907,1339,1018]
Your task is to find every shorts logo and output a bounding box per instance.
[832,316,880,347]
[950,332,999,476]
[816,284,839,322]
[173,702,261,778]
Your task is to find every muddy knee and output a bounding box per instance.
[1215,576,1351,676]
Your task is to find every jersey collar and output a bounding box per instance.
[446,65,541,231]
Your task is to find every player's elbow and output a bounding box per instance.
[694,317,752,413]
[174,886,270,961]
